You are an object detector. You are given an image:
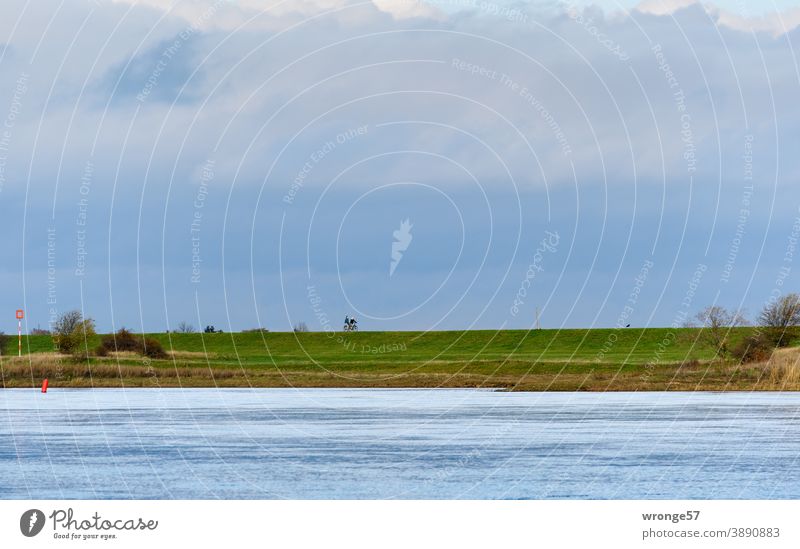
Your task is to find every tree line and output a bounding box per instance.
[689,293,800,362]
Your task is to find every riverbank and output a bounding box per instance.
[1,329,797,391]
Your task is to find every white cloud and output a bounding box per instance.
[1,0,798,195]
[371,0,442,19]
[635,0,698,16]
[635,0,800,35]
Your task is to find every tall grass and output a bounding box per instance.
[0,355,239,380]
[765,348,800,386]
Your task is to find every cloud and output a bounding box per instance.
[714,7,800,35]
[635,0,698,16]
[372,0,443,19]
[2,0,796,196]
[2,0,800,330]
[635,0,800,35]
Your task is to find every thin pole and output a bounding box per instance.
[18,318,22,357]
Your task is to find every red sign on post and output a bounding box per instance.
[16,310,24,320]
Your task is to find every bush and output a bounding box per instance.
[52,310,84,354]
[731,333,775,364]
[141,338,167,359]
[98,329,168,359]
[763,326,800,348]
[51,312,96,360]
[95,345,109,357]
[0,332,9,356]
[100,328,140,353]
[69,319,96,360]
[51,311,96,358]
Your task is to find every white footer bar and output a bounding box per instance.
[2,500,797,548]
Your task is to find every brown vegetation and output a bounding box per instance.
[762,348,800,388]
[98,329,167,359]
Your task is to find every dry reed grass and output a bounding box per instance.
[0,354,240,381]
[763,347,800,387]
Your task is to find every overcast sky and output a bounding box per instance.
[1,0,799,333]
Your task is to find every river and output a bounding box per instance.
[2,389,799,499]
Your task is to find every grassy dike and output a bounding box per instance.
[0,328,793,391]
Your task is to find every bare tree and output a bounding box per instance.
[293,322,309,333]
[53,310,82,337]
[759,293,800,347]
[176,321,195,333]
[694,306,748,357]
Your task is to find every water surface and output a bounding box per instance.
[1,389,799,499]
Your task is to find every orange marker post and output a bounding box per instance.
[41,379,48,393]
[15,309,24,357]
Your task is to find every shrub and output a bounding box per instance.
[100,328,140,353]
[52,310,84,354]
[141,338,167,359]
[763,326,800,348]
[95,345,109,357]
[0,331,9,356]
[731,333,774,364]
[51,311,96,360]
[69,319,96,360]
[99,329,168,359]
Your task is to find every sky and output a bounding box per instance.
[1,0,799,333]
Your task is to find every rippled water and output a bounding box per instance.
[2,389,800,499]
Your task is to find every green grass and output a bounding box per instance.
[0,327,775,390]
[13,327,722,363]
